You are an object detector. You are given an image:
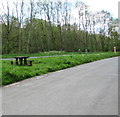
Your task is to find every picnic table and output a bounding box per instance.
[11,56,33,66]
[14,56,29,65]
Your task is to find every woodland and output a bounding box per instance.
[1,0,120,54]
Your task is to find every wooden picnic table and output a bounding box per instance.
[14,56,29,65]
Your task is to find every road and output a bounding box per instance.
[2,57,118,115]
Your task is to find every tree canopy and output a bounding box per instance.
[0,0,120,54]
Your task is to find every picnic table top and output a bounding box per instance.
[14,56,29,59]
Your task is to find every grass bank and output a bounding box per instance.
[2,52,120,86]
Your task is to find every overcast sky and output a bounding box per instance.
[0,0,119,18]
[68,0,119,18]
[82,0,119,18]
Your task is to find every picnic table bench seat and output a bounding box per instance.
[26,60,34,66]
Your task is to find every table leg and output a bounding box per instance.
[19,58,23,65]
[24,58,27,65]
[16,58,18,65]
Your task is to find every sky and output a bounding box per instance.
[0,0,119,18]
[69,0,119,18]
[82,0,119,18]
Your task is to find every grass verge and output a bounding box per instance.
[1,52,120,86]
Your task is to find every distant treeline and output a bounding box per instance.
[1,0,120,54]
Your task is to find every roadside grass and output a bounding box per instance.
[1,52,120,86]
[2,51,82,58]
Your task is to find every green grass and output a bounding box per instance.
[2,51,82,58]
[1,52,120,86]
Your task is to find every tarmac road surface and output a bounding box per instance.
[2,57,118,115]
